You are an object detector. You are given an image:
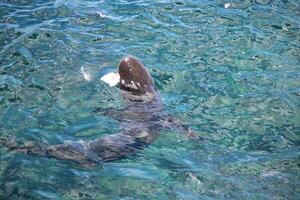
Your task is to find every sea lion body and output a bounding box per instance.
[1,56,197,166]
[87,56,164,162]
[1,57,162,166]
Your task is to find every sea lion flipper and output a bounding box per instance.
[0,137,48,155]
[162,117,203,141]
[0,137,102,165]
[0,136,16,149]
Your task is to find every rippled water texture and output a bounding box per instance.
[0,0,300,199]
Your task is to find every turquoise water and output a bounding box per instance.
[0,0,299,199]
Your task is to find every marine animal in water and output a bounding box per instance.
[0,56,199,167]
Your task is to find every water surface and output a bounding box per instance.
[0,0,299,199]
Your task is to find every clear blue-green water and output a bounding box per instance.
[0,0,300,199]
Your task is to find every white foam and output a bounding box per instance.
[80,66,92,81]
[224,3,231,8]
[96,11,107,18]
[100,72,120,87]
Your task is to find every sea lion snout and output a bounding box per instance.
[118,56,155,94]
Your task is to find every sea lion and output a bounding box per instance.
[0,56,198,167]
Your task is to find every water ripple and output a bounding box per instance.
[0,0,299,199]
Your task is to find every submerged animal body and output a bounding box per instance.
[1,56,195,166]
[87,56,165,162]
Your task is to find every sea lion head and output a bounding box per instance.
[118,56,156,96]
